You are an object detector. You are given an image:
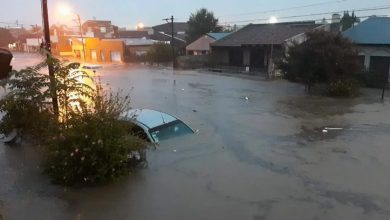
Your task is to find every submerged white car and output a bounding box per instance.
[121,109,194,144]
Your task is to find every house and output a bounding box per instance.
[122,38,155,61]
[118,30,149,39]
[211,22,321,72]
[343,16,390,78]
[83,38,125,62]
[186,33,230,55]
[82,20,118,39]
[150,22,188,42]
[149,22,188,54]
[57,37,125,62]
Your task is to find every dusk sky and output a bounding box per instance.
[1,0,390,29]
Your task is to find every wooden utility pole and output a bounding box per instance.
[76,14,86,62]
[164,16,176,69]
[41,0,59,115]
[171,16,176,69]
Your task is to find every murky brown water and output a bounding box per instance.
[1,53,390,220]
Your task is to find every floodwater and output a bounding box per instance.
[1,53,390,220]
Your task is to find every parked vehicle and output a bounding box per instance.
[121,109,194,144]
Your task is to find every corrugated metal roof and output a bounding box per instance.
[343,16,390,45]
[122,38,155,46]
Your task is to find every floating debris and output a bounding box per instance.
[325,127,343,130]
[332,148,347,154]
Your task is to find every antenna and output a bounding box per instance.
[160,113,166,124]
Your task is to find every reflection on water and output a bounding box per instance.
[60,69,97,117]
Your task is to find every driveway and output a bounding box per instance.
[1,53,390,220]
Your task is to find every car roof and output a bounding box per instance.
[123,109,178,129]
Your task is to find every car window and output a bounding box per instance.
[149,120,193,143]
[130,124,150,142]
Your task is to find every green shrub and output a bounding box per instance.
[327,78,359,97]
[0,56,147,186]
[277,30,360,94]
[0,63,54,138]
[147,43,172,64]
[44,113,146,186]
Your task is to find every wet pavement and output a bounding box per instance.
[1,53,390,220]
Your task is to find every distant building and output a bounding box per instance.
[211,22,321,72]
[150,22,188,41]
[85,38,124,62]
[343,16,390,78]
[82,20,118,39]
[57,36,125,62]
[186,33,230,55]
[123,38,155,61]
[149,22,188,54]
[7,27,29,39]
[118,30,149,39]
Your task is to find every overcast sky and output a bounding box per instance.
[1,0,390,29]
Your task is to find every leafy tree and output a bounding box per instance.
[0,28,15,47]
[187,8,222,43]
[341,11,360,31]
[30,25,42,34]
[147,43,172,64]
[277,30,360,96]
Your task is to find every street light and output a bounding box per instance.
[137,22,145,30]
[58,3,86,62]
[269,16,278,24]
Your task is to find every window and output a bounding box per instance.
[100,27,107,33]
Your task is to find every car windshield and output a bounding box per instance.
[149,120,193,143]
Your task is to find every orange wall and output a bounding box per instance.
[57,37,125,63]
[85,38,125,63]
[56,36,73,54]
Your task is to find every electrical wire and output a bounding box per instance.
[220,5,390,25]
[219,0,348,18]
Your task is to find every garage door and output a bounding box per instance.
[370,56,390,82]
[91,50,97,62]
[110,51,121,62]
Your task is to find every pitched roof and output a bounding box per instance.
[152,22,188,34]
[343,16,390,45]
[149,32,186,44]
[212,22,320,47]
[118,30,149,39]
[207,32,231,40]
[186,35,216,51]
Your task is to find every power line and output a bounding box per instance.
[219,14,388,27]
[219,0,348,18]
[220,5,390,24]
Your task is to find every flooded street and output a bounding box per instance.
[1,53,390,220]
